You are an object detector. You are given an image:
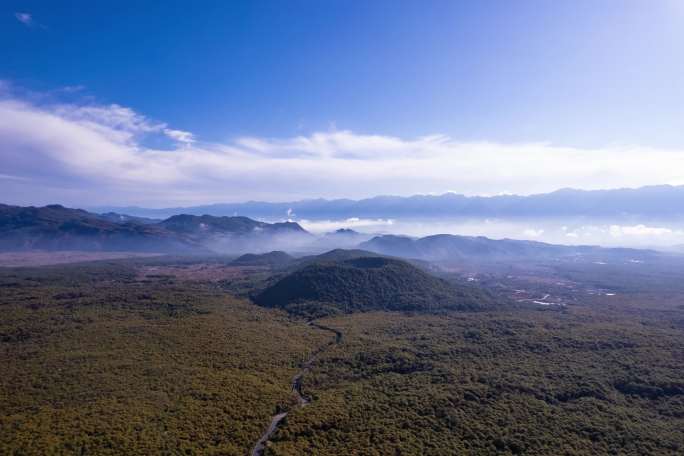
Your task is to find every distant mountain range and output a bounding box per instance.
[91,185,684,220]
[359,234,659,264]
[0,203,675,266]
[0,204,308,253]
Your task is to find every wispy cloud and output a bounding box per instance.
[59,85,86,94]
[14,12,34,27]
[609,224,677,237]
[299,218,394,234]
[522,228,544,238]
[2,86,684,206]
[0,173,29,181]
[164,128,195,144]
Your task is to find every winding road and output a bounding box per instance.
[250,321,342,456]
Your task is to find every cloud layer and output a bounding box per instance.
[2,87,684,207]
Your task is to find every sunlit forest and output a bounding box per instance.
[0,260,328,455]
[2,256,683,455]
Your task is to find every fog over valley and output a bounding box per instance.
[298,217,684,249]
[90,185,684,250]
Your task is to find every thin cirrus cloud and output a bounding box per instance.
[14,12,34,27]
[2,86,684,207]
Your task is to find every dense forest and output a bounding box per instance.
[0,261,328,455]
[1,255,684,455]
[268,308,684,455]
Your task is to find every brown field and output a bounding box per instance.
[0,250,162,267]
[136,263,267,281]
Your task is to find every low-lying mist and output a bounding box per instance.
[202,231,317,255]
[297,216,684,250]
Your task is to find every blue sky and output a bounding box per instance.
[2,1,684,206]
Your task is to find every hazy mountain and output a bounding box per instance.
[1,203,671,264]
[0,204,198,253]
[0,204,309,254]
[159,214,305,237]
[309,228,373,250]
[253,254,495,317]
[230,251,295,268]
[92,185,684,220]
[360,233,661,264]
[295,248,385,266]
[323,228,366,239]
[97,212,160,225]
[156,214,310,254]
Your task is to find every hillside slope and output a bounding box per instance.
[159,214,306,238]
[360,233,660,263]
[230,251,294,267]
[0,204,309,254]
[253,255,495,317]
[0,204,198,252]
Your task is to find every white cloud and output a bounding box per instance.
[299,218,395,233]
[164,128,194,144]
[0,173,29,181]
[522,228,544,238]
[3,90,684,206]
[14,12,33,26]
[608,224,676,237]
[60,85,85,93]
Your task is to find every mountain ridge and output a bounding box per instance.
[0,204,308,253]
[360,233,661,264]
[89,185,684,219]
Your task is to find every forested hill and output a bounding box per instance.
[253,255,495,317]
[230,251,295,267]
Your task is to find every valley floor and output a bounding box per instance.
[1,257,683,455]
[0,250,162,267]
